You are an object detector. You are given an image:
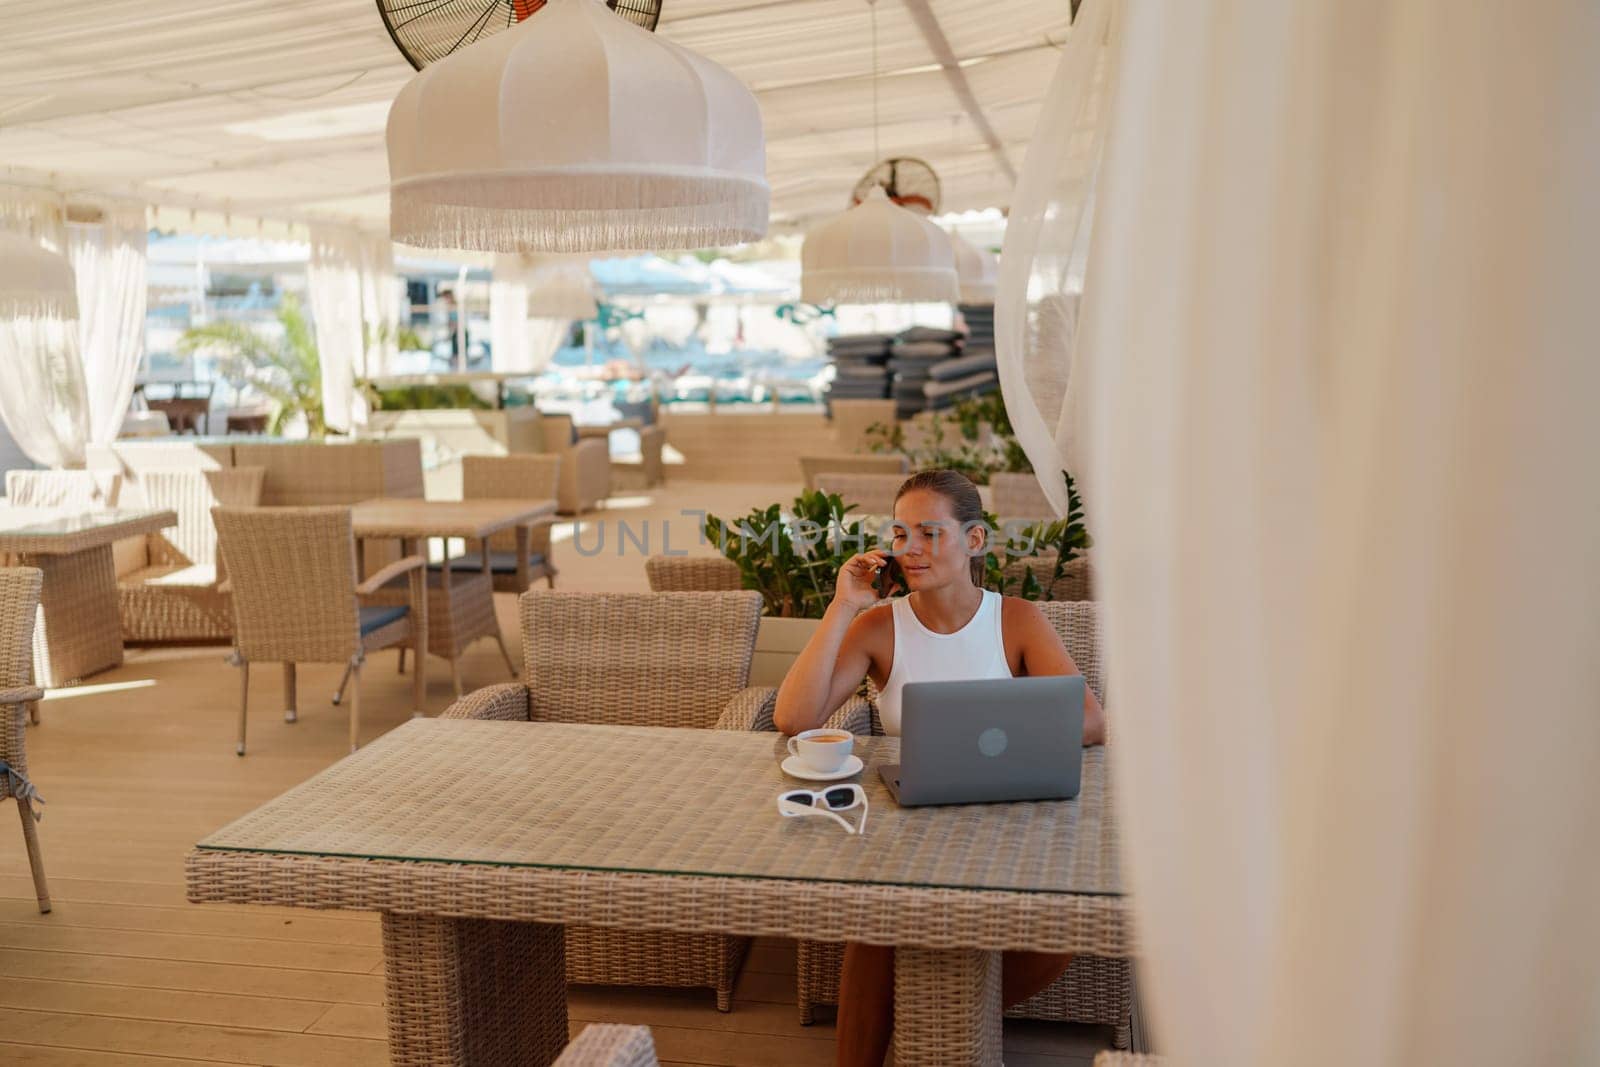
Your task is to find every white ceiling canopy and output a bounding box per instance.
[0,0,1073,238]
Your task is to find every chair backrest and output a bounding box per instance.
[813,472,906,516]
[0,567,42,785]
[4,469,121,508]
[521,589,762,728]
[141,467,266,567]
[1036,600,1106,704]
[644,555,742,592]
[990,472,1056,521]
[829,399,897,452]
[999,552,1093,602]
[462,454,561,553]
[231,440,423,505]
[540,412,579,451]
[212,507,360,664]
[798,453,907,491]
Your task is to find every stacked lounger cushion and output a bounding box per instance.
[824,333,894,409]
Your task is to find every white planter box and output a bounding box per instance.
[750,615,823,687]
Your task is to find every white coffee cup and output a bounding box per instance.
[787,728,854,773]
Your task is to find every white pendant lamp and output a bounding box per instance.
[951,233,998,305]
[387,0,770,254]
[801,187,959,305]
[798,0,958,305]
[527,260,600,321]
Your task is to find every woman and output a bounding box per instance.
[775,468,1105,1067]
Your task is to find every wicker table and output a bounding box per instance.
[351,499,557,697]
[187,720,1129,1067]
[0,508,177,687]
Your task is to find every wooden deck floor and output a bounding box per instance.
[0,481,1109,1066]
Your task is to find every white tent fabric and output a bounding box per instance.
[0,0,1071,234]
[489,255,532,375]
[994,0,1116,518]
[309,226,396,433]
[1040,2,1600,1065]
[492,256,582,375]
[0,194,90,467]
[68,203,148,445]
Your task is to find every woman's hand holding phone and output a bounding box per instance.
[835,550,895,612]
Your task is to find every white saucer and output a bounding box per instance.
[781,754,864,782]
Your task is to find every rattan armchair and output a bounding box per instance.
[999,550,1094,601]
[554,1025,660,1067]
[442,589,871,1011]
[813,471,906,515]
[643,554,742,592]
[794,601,1133,1047]
[430,454,561,593]
[798,452,907,491]
[990,471,1057,520]
[213,507,426,755]
[118,466,266,642]
[0,567,48,912]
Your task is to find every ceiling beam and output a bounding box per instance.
[897,0,1018,185]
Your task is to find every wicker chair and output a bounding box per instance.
[541,412,612,514]
[213,507,426,755]
[0,567,48,912]
[813,471,905,515]
[555,1025,660,1067]
[442,589,872,1011]
[990,471,1057,520]
[794,601,1134,1047]
[798,453,907,491]
[431,454,561,593]
[643,554,742,592]
[4,469,121,508]
[118,466,266,643]
[998,551,1094,601]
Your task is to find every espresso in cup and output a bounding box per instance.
[787,729,855,773]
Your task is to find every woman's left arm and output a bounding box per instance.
[1008,600,1106,746]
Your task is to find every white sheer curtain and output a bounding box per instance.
[309,226,398,433]
[1007,2,1600,1064]
[994,0,1116,516]
[492,254,578,374]
[68,202,148,445]
[0,190,89,468]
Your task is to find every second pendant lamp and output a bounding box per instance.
[801,187,958,305]
[799,0,958,305]
[387,0,770,254]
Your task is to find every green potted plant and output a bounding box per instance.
[178,295,327,437]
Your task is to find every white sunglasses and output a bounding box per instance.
[777,784,869,835]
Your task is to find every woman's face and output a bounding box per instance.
[888,489,984,592]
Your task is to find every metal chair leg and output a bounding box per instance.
[236,660,250,756]
[397,646,406,674]
[449,660,464,700]
[332,662,353,706]
[283,662,297,723]
[17,797,49,914]
[494,632,517,678]
[348,663,362,753]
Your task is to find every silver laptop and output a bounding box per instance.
[879,675,1085,806]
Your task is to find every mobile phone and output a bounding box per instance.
[874,555,905,598]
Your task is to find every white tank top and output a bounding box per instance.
[876,589,1012,736]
